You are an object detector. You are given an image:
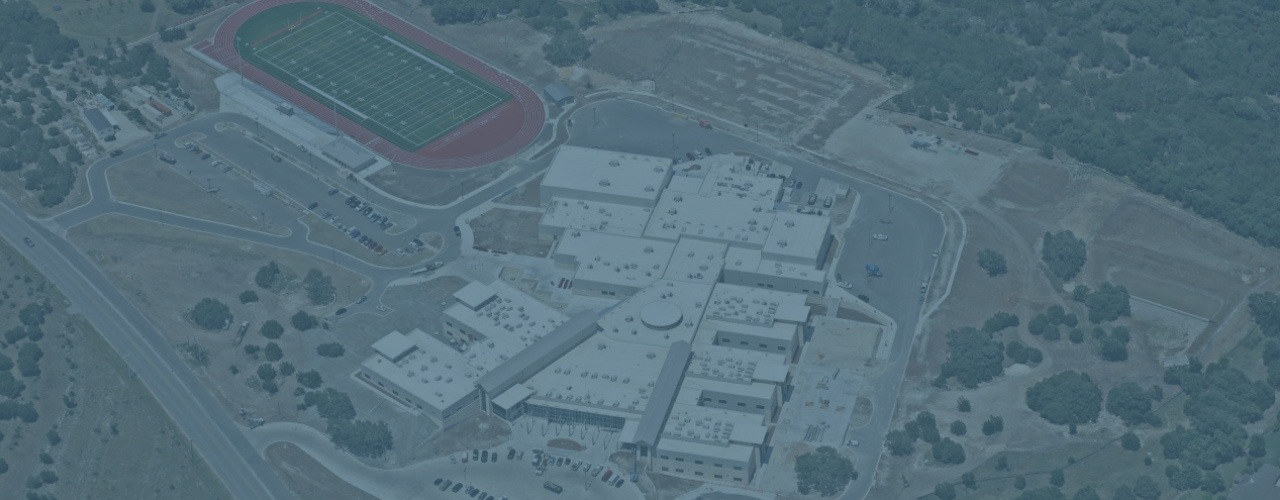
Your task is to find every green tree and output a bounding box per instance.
[982,415,1004,435]
[139,0,155,13]
[279,362,294,377]
[264,342,283,362]
[256,363,277,382]
[254,261,281,289]
[260,320,284,339]
[934,482,957,500]
[239,290,259,304]
[326,419,393,458]
[962,472,976,489]
[303,388,355,421]
[996,455,1009,470]
[931,438,965,464]
[978,248,1007,276]
[1086,282,1132,323]
[1051,469,1066,487]
[1249,434,1267,457]
[1026,371,1103,426]
[950,420,967,436]
[940,327,1005,388]
[885,429,914,456]
[916,411,940,444]
[1200,471,1225,494]
[296,370,323,389]
[1041,231,1087,282]
[1250,292,1280,337]
[1072,486,1101,500]
[317,342,345,358]
[542,29,590,66]
[957,396,971,413]
[190,298,230,330]
[982,312,1020,333]
[1132,475,1160,500]
[794,446,855,496]
[1120,431,1141,451]
[17,343,43,377]
[302,269,335,306]
[1106,382,1155,426]
[1014,476,1027,490]
[291,311,317,331]
[1029,313,1049,335]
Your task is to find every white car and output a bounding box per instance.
[873,233,888,241]
[837,281,854,289]
[375,305,388,312]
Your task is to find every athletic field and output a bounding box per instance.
[236,3,510,150]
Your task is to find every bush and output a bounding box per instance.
[279,361,295,377]
[1014,476,1027,490]
[982,415,1004,435]
[1029,314,1049,335]
[256,363,277,382]
[931,438,966,464]
[1051,469,1065,487]
[17,343,43,377]
[886,429,914,456]
[934,482,957,500]
[0,372,26,398]
[1098,338,1129,362]
[957,397,971,413]
[254,261,281,289]
[916,411,940,444]
[542,29,590,66]
[303,388,356,421]
[1121,431,1141,451]
[1026,371,1103,426]
[165,0,210,16]
[297,370,323,389]
[939,327,1005,388]
[1107,382,1155,426]
[190,298,231,330]
[1249,292,1280,337]
[46,429,59,446]
[317,342,345,358]
[977,248,1007,276]
[794,446,856,496]
[260,320,284,339]
[18,301,51,327]
[303,269,336,306]
[291,311,317,331]
[38,470,57,484]
[1086,282,1132,323]
[950,420,967,436]
[265,342,283,362]
[982,311,1020,333]
[326,419,393,458]
[239,290,259,304]
[38,453,52,465]
[1068,328,1085,343]
[158,27,188,42]
[1042,231,1087,282]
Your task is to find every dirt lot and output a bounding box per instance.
[266,442,376,500]
[65,214,368,422]
[30,0,187,47]
[470,208,552,257]
[584,11,893,149]
[0,242,228,499]
[496,173,543,208]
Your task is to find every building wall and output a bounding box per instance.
[356,369,482,428]
[710,329,799,360]
[653,444,757,485]
[720,268,826,296]
[693,387,777,417]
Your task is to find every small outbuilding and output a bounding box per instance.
[543,83,575,108]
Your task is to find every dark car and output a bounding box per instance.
[350,230,361,239]
[453,225,462,236]
[357,295,367,304]
[481,450,488,462]
[507,448,516,460]
[200,153,211,160]
[468,490,479,498]
[23,237,34,248]
[434,478,443,486]
[154,132,167,139]
[452,483,464,493]
[335,308,347,316]
[109,149,123,157]
[472,449,479,461]
[307,202,319,210]
[704,147,712,156]
[686,152,696,161]
[328,188,340,196]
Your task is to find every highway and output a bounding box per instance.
[0,189,296,499]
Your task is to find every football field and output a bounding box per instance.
[237,4,510,150]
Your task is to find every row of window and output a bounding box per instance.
[659,456,742,470]
[716,337,788,351]
[660,466,743,482]
[700,396,768,410]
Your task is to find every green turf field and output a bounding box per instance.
[235,3,510,150]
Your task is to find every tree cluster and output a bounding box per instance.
[1106,382,1158,427]
[1084,282,1132,324]
[794,446,855,496]
[1025,371,1102,426]
[302,268,335,306]
[977,248,1007,277]
[939,327,1004,388]
[1160,359,1273,470]
[190,298,231,330]
[1041,231,1087,282]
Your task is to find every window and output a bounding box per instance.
[759,343,767,348]
[777,346,786,351]
[661,466,669,472]
[734,477,742,482]
[694,460,703,465]
[675,457,684,462]
[675,468,684,473]
[714,463,723,468]
[715,474,723,479]
[756,404,765,409]
[376,381,384,387]
[660,455,669,460]
[718,399,727,404]
[740,341,748,345]
[702,397,711,403]
[733,466,743,471]
[738,402,746,407]
[694,471,703,476]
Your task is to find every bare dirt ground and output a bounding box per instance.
[0,243,228,499]
[265,442,377,500]
[413,415,512,460]
[496,173,544,208]
[365,162,507,206]
[65,214,368,425]
[31,0,186,48]
[160,6,239,112]
[470,208,552,257]
[583,11,894,148]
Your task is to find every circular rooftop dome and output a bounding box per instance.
[641,301,683,331]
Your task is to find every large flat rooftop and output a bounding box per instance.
[541,145,672,207]
[444,280,568,370]
[597,279,715,346]
[361,329,482,409]
[553,231,676,290]
[541,197,654,237]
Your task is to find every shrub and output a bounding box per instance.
[957,397,971,413]
[931,438,966,464]
[265,342,283,362]
[302,269,335,306]
[304,388,355,421]
[1121,431,1140,451]
[1025,371,1103,426]
[317,342,345,358]
[950,420,967,436]
[256,363,277,381]
[297,370,323,389]
[326,419,393,458]
[279,361,295,377]
[239,290,259,304]
[794,446,856,496]
[190,298,231,330]
[291,311,317,331]
[254,261,281,289]
[1041,230,1087,282]
[977,248,1007,276]
[982,415,1004,435]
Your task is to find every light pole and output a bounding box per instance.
[670,132,675,154]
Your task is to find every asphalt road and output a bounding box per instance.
[565,99,946,500]
[0,192,295,500]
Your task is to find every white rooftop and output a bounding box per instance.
[360,329,481,409]
[597,279,715,346]
[657,438,756,464]
[686,345,790,384]
[723,246,826,284]
[763,211,831,265]
[453,281,497,310]
[645,191,776,246]
[444,280,568,371]
[541,145,671,207]
[661,402,769,448]
[553,231,676,290]
[702,283,811,327]
[541,197,654,237]
[663,238,727,285]
[371,331,417,361]
[678,377,776,402]
[521,333,670,417]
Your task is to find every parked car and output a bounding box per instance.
[613,477,625,488]
[200,153,211,160]
[439,479,451,491]
[590,465,603,477]
[335,308,347,316]
[357,295,367,304]
[109,149,123,157]
[328,188,340,196]
[686,152,695,161]
[308,202,319,210]
[704,147,712,156]
[22,237,34,248]
[481,450,489,462]
[451,482,464,493]
[873,233,888,241]
[837,281,853,289]
[507,448,516,460]
[543,482,563,494]
[807,193,818,205]
[454,225,462,236]
[433,478,443,486]
[602,469,613,482]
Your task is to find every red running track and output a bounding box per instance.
[196,0,545,170]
